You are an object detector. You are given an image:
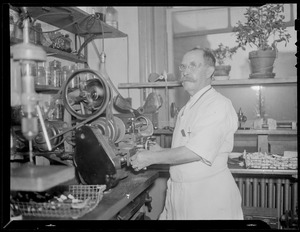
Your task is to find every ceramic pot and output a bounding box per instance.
[249,50,276,78]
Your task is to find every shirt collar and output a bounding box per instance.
[188,85,212,107]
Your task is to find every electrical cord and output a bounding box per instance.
[126,35,130,97]
[49,135,69,150]
[99,16,105,51]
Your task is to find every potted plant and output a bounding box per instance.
[233,4,291,78]
[212,43,239,79]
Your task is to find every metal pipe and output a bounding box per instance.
[261,178,266,207]
[245,178,250,206]
[253,178,258,207]
[268,178,273,208]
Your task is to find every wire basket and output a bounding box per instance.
[11,185,106,219]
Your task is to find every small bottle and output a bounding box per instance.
[70,64,79,88]
[34,23,42,45]
[62,65,72,85]
[36,62,46,85]
[45,66,51,86]
[50,60,62,87]
[54,99,63,120]
[105,7,118,29]
[29,23,35,44]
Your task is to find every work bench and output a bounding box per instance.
[21,170,159,220]
[80,170,158,220]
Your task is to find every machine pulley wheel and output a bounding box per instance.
[62,69,111,120]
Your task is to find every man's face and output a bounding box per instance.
[179,50,208,96]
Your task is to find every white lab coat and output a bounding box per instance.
[159,85,243,220]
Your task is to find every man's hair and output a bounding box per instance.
[190,47,216,67]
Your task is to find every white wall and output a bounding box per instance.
[87,7,142,110]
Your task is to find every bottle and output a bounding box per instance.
[62,65,72,85]
[29,23,35,44]
[70,64,78,88]
[105,7,118,29]
[45,65,51,86]
[49,60,62,87]
[36,62,46,85]
[34,23,42,45]
[54,99,63,120]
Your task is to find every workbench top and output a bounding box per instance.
[80,170,159,220]
[22,170,159,220]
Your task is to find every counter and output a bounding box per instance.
[149,164,297,178]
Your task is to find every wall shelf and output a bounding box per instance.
[24,7,128,38]
[10,37,87,64]
[153,128,297,135]
[118,78,297,89]
[235,129,297,135]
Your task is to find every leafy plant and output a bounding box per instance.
[212,43,239,66]
[233,4,291,51]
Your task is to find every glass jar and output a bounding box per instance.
[54,99,63,120]
[62,65,72,86]
[45,66,51,86]
[49,60,62,87]
[36,62,46,85]
[29,24,35,44]
[105,7,118,29]
[34,23,42,45]
[70,64,79,88]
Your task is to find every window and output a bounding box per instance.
[166,5,297,122]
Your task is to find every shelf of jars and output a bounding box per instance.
[22,7,128,38]
[118,77,297,89]
[10,37,87,64]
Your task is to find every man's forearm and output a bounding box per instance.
[152,146,201,165]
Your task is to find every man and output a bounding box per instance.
[130,47,243,220]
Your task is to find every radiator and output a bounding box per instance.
[235,177,298,216]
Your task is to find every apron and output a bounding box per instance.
[159,86,243,220]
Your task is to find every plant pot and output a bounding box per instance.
[214,65,231,77]
[249,50,276,78]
